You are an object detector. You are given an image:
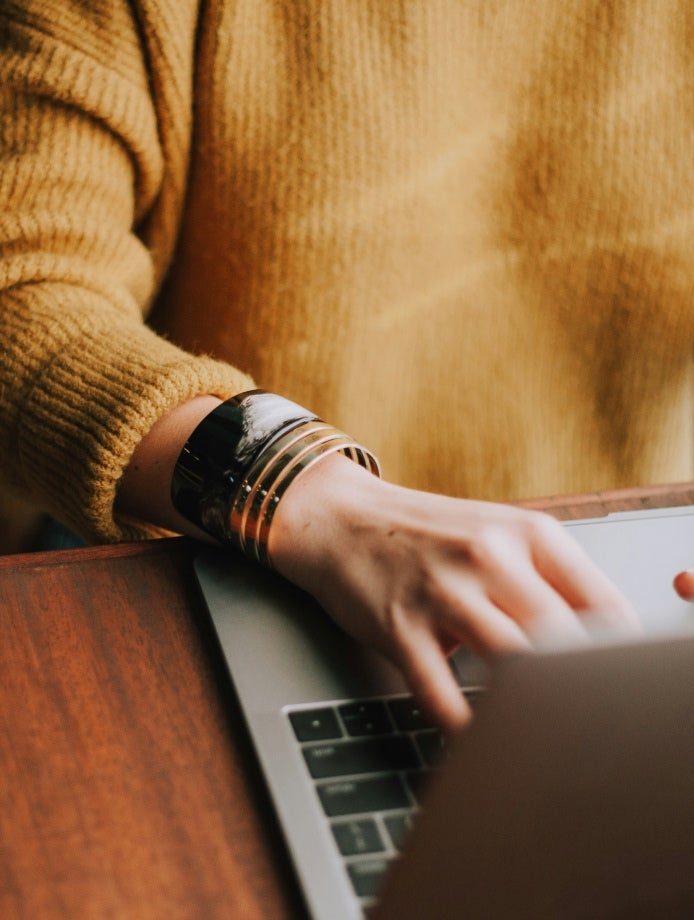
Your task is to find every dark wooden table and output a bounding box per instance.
[2,484,694,919]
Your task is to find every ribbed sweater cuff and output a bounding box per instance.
[8,299,253,543]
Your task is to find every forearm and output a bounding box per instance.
[115,395,223,541]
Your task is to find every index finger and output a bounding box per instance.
[529,515,641,633]
[394,627,472,733]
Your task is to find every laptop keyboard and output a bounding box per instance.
[287,690,483,912]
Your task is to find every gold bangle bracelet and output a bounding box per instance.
[255,437,378,568]
[250,432,358,564]
[171,389,381,565]
[234,422,339,556]
[230,421,380,566]
[229,421,333,549]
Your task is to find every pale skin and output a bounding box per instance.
[118,395,654,732]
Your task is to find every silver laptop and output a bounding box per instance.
[194,506,694,919]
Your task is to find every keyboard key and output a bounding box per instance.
[414,729,446,766]
[347,858,392,898]
[288,707,342,742]
[339,700,393,736]
[331,818,384,856]
[303,736,420,779]
[387,697,434,732]
[317,775,410,816]
[384,812,417,851]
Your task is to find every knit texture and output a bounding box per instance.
[2,1,694,542]
[0,0,253,541]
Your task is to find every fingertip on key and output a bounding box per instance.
[426,684,472,737]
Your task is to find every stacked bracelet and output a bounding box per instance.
[171,390,381,567]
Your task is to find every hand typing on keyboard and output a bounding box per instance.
[269,453,640,731]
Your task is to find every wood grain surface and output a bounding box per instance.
[0,539,306,920]
[517,480,694,520]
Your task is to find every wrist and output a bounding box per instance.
[116,395,223,539]
[268,450,387,589]
[168,391,380,564]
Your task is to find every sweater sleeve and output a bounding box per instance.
[0,4,254,543]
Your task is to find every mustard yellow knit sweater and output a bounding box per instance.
[1,1,694,543]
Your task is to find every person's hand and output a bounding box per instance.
[117,401,640,733]
[268,453,641,732]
